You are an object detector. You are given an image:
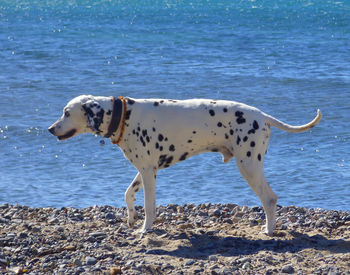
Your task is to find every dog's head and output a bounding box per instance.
[48,95,113,140]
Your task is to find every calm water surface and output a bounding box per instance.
[0,1,349,210]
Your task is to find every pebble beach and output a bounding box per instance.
[0,203,349,274]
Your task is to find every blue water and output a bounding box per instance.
[0,1,349,210]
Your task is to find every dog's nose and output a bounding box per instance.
[48,126,55,135]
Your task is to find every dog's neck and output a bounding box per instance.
[103,96,126,145]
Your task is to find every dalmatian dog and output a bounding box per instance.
[48,95,322,236]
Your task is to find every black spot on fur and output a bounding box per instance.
[211,148,219,152]
[132,181,140,188]
[127,98,135,105]
[237,117,246,124]
[192,131,196,134]
[188,139,192,143]
[247,151,251,157]
[209,109,215,116]
[250,141,255,147]
[154,101,159,106]
[158,154,173,168]
[235,111,246,124]
[140,136,146,147]
[155,142,159,149]
[125,110,131,120]
[158,134,164,142]
[236,136,241,145]
[253,120,259,130]
[152,127,156,132]
[169,144,175,151]
[146,136,150,143]
[142,129,147,137]
[235,111,243,117]
[258,154,261,161]
[159,146,163,151]
[106,110,112,115]
[248,129,255,135]
[179,152,189,161]
[225,133,229,139]
[217,122,222,127]
[88,107,105,133]
[230,129,234,135]
[166,156,173,164]
[82,104,94,118]
[243,136,248,142]
[223,108,228,112]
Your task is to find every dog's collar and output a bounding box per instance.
[105,96,127,145]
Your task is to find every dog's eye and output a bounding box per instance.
[65,111,70,117]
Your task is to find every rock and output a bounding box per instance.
[0,255,7,267]
[239,257,251,264]
[89,231,107,240]
[48,217,59,224]
[209,209,221,217]
[18,232,28,238]
[110,267,122,275]
[242,262,252,270]
[31,226,41,233]
[7,233,16,239]
[209,255,218,262]
[186,259,195,266]
[85,256,97,265]
[105,212,116,220]
[281,264,295,274]
[75,267,85,274]
[221,267,233,275]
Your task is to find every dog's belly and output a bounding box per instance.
[120,98,265,170]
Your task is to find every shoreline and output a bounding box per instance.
[1,203,349,274]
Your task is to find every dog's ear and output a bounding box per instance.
[82,100,104,133]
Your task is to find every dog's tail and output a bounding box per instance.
[265,109,322,133]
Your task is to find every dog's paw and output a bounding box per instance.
[127,210,138,228]
[138,228,149,239]
[261,225,274,237]
[127,220,135,228]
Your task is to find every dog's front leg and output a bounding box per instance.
[125,172,143,228]
[139,167,157,235]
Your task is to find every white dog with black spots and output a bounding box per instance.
[49,95,322,237]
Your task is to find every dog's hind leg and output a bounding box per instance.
[236,159,277,236]
[125,172,143,228]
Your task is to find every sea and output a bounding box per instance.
[0,0,349,210]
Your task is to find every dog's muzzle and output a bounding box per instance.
[48,126,56,135]
[48,126,76,140]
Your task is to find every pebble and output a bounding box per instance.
[281,264,295,274]
[185,259,195,266]
[0,203,348,274]
[105,212,116,220]
[85,256,97,265]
